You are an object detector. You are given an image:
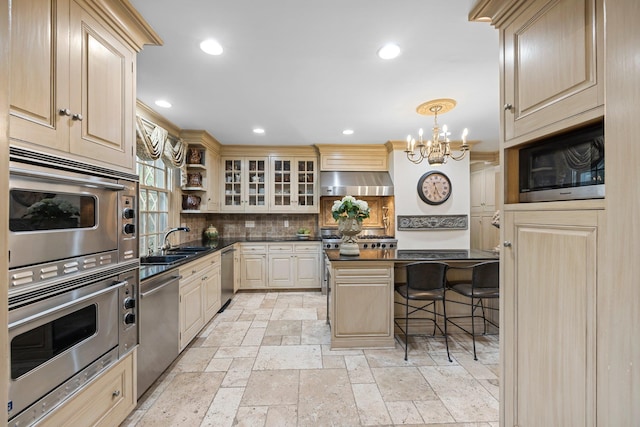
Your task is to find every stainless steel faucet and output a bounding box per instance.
[161,226,190,251]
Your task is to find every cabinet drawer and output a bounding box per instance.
[294,243,320,252]
[37,350,135,427]
[241,244,267,254]
[269,243,294,252]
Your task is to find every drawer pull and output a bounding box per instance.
[112,390,121,398]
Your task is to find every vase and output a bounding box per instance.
[204,225,218,242]
[338,217,362,256]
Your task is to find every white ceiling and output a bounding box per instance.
[131,0,500,152]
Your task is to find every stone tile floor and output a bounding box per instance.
[122,291,499,427]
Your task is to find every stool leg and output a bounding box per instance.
[471,297,478,361]
[404,296,409,361]
[480,298,487,335]
[442,298,452,362]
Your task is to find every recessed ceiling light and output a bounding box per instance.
[200,39,223,56]
[154,99,172,108]
[377,43,401,60]
[253,128,265,134]
[342,129,354,135]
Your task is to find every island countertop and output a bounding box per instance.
[324,248,499,262]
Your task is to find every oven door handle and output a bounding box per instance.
[10,166,126,191]
[8,281,127,331]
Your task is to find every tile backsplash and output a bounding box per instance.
[178,213,319,243]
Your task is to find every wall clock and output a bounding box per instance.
[417,171,452,205]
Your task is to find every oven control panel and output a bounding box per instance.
[118,179,138,261]
[118,269,138,357]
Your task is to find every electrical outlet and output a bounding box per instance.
[284,220,289,227]
[245,220,255,228]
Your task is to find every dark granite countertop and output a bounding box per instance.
[140,237,322,281]
[325,248,499,262]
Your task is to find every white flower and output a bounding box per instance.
[355,200,369,211]
[341,195,356,204]
[331,200,342,212]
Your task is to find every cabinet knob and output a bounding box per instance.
[59,108,71,116]
[503,103,513,111]
[112,390,121,398]
[72,113,84,121]
[503,241,512,247]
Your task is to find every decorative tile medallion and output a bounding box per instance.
[397,215,468,230]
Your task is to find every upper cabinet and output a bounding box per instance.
[500,0,604,144]
[221,157,269,212]
[270,157,318,213]
[180,130,222,213]
[9,0,161,174]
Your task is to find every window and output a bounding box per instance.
[137,157,171,254]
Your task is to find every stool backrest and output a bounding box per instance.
[472,261,499,289]
[406,262,448,291]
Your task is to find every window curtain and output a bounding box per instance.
[136,115,188,183]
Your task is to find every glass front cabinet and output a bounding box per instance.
[221,157,268,212]
[270,157,317,213]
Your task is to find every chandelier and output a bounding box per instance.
[405,98,470,165]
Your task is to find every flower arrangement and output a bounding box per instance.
[331,195,370,221]
[24,198,80,221]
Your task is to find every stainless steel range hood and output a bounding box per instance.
[320,171,394,196]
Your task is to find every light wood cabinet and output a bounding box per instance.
[179,253,221,350]
[239,244,267,289]
[501,0,604,144]
[9,0,145,173]
[470,165,499,251]
[180,130,222,213]
[329,261,395,349]
[502,208,600,426]
[221,157,269,212]
[37,349,136,427]
[270,157,318,213]
[240,242,321,289]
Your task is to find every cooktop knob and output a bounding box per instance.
[122,208,135,219]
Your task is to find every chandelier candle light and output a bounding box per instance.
[405,98,470,165]
[332,196,370,256]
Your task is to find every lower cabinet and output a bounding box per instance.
[503,208,601,426]
[37,349,136,427]
[179,252,221,351]
[240,242,321,289]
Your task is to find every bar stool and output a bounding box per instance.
[446,261,499,360]
[394,262,451,362]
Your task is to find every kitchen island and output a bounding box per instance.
[325,248,499,349]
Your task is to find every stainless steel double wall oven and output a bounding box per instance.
[7,147,139,426]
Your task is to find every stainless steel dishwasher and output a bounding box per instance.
[137,270,181,399]
[219,246,235,312]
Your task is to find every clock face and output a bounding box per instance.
[417,171,452,205]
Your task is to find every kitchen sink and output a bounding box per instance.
[140,254,190,265]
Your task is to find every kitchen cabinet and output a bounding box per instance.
[501,0,604,144]
[240,242,321,289]
[221,157,269,212]
[179,252,221,351]
[38,349,136,427]
[329,261,395,349]
[470,165,499,251]
[270,157,318,213]
[239,244,267,289]
[316,144,389,171]
[503,208,601,426]
[180,130,222,213]
[9,0,155,174]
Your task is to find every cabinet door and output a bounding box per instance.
[179,275,204,350]
[268,253,294,287]
[240,254,266,289]
[245,158,268,211]
[222,158,244,211]
[294,253,320,288]
[68,0,135,171]
[503,0,603,141]
[294,158,318,213]
[10,0,70,152]
[503,209,598,426]
[271,158,293,211]
[202,263,221,322]
[470,215,483,250]
[470,169,485,213]
[205,150,220,212]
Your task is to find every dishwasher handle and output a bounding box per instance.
[140,275,181,298]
